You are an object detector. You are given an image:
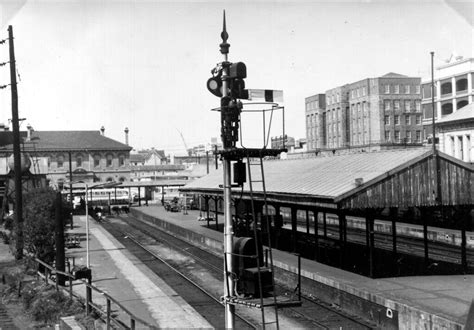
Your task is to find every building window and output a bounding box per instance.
[416,131,421,143]
[394,100,400,111]
[385,131,391,141]
[394,115,400,125]
[405,100,411,111]
[362,87,366,96]
[406,131,412,143]
[441,81,452,95]
[106,154,113,167]
[384,100,391,110]
[422,83,432,99]
[405,115,411,125]
[57,155,64,168]
[384,85,390,94]
[119,154,125,167]
[415,114,422,125]
[415,85,420,94]
[384,115,390,125]
[394,85,399,94]
[456,78,468,92]
[395,130,401,143]
[94,154,101,167]
[415,101,421,112]
[457,99,468,109]
[404,85,410,94]
[441,102,453,116]
[76,154,83,168]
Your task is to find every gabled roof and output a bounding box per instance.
[437,103,474,124]
[130,153,147,163]
[181,148,473,209]
[0,131,132,152]
[183,148,431,198]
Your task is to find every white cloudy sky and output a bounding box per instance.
[0,0,472,154]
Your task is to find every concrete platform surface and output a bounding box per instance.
[133,205,474,329]
[66,214,213,328]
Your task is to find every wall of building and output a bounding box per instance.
[305,94,325,150]
[0,150,131,187]
[421,56,474,137]
[438,122,474,163]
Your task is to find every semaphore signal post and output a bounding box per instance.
[207,11,289,329]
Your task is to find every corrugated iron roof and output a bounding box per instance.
[182,148,432,199]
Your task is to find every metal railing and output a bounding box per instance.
[33,257,156,329]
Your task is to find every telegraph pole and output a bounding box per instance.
[8,25,24,260]
[219,12,235,328]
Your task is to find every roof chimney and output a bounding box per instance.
[100,126,105,136]
[26,124,33,141]
[124,127,129,146]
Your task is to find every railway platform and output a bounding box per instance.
[130,205,474,329]
[64,214,213,328]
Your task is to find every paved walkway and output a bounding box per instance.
[134,205,474,328]
[66,215,213,328]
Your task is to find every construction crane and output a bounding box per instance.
[176,129,191,156]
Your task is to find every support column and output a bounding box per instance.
[291,207,298,252]
[205,196,211,228]
[461,207,470,273]
[274,205,282,249]
[138,187,141,206]
[367,211,375,278]
[323,212,327,238]
[215,197,219,231]
[338,211,347,267]
[313,209,319,261]
[389,207,398,264]
[305,209,310,234]
[420,207,430,270]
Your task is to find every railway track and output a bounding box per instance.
[101,214,374,329]
[101,218,257,329]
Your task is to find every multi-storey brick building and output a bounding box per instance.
[306,73,423,152]
[421,54,474,138]
[304,94,325,150]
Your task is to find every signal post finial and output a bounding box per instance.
[220,10,230,55]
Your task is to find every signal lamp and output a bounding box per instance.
[207,77,223,97]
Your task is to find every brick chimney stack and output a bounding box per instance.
[124,127,129,146]
[100,126,105,136]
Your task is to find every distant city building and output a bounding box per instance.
[0,125,132,188]
[306,73,422,152]
[305,94,326,150]
[271,135,295,150]
[130,148,166,166]
[421,54,474,138]
[435,103,474,164]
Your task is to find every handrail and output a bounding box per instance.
[32,257,156,329]
[81,278,156,329]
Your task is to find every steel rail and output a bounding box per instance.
[118,229,258,329]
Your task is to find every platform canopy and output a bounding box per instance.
[180,148,473,210]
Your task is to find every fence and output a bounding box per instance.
[34,257,156,329]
